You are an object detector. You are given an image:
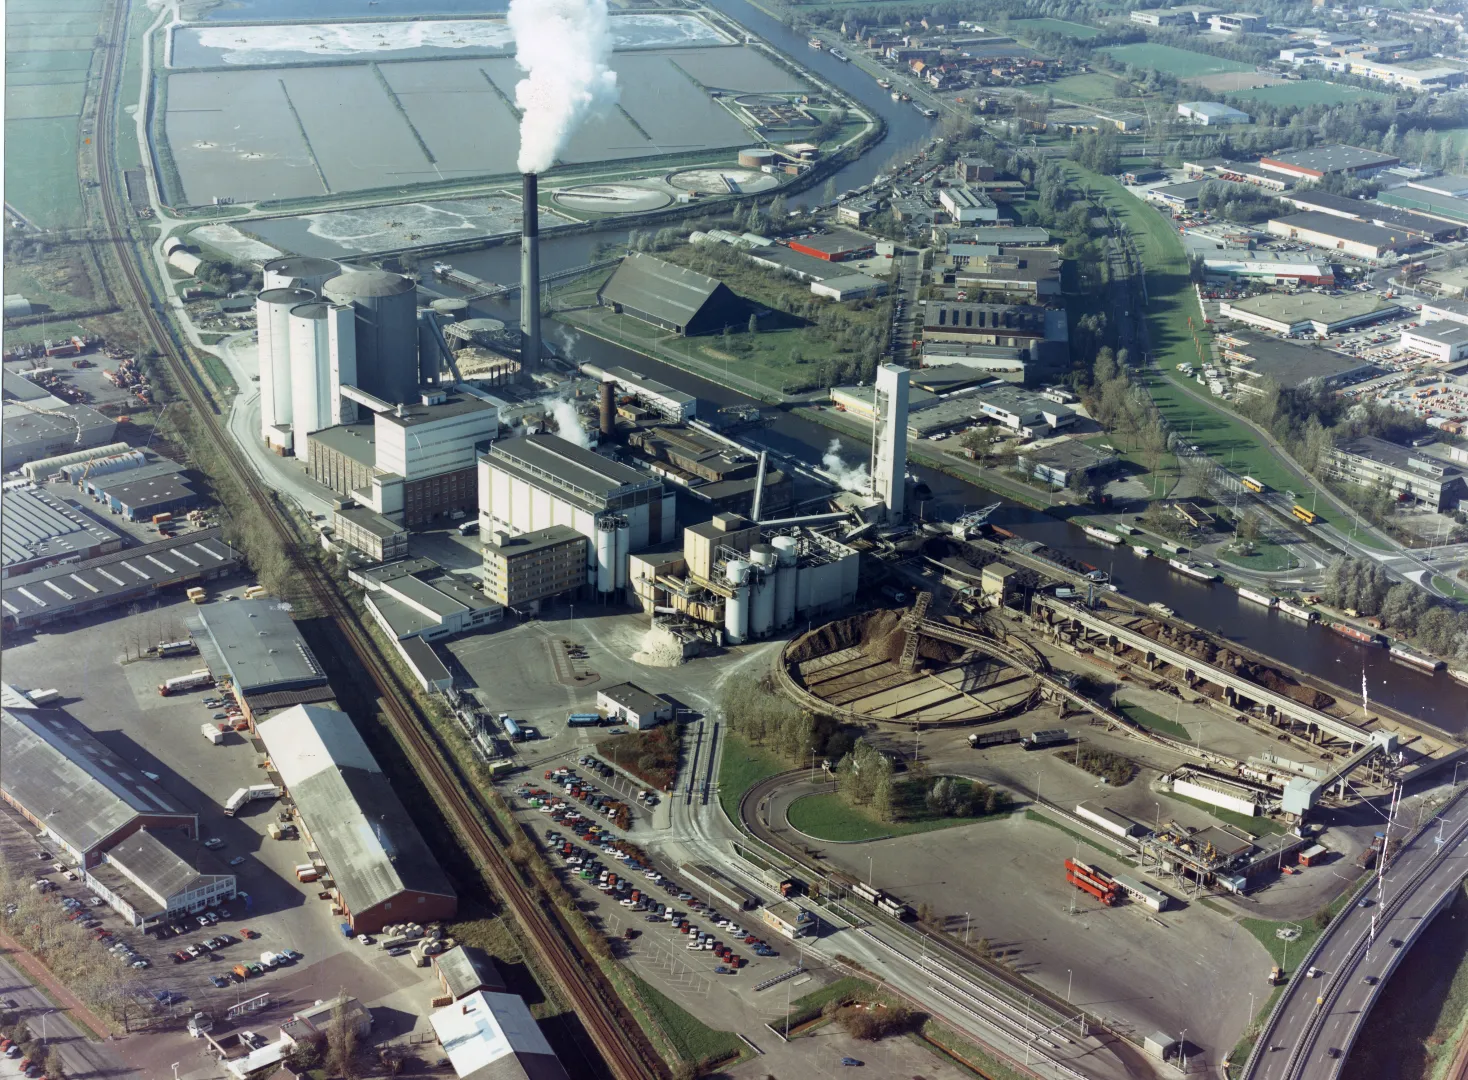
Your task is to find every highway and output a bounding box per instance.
[1245,787,1468,1079]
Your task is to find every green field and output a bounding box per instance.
[1217,539,1301,572]
[1115,699,1191,741]
[4,0,103,227]
[1015,18,1101,39]
[1047,72,1126,104]
[717,736,787,824]
[1105,43,1254,78]
[787,782,996,842]
[625,971,745,1068]
[1229,80,1390,107]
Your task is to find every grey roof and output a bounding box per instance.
[3,528,242,628]
[1221,332,1377,387]
[1270,212,1408,250]
[2,370,58,404]
[1019,439,1118,473]
[307,422,378,468]
[257,706,455,916]
[1405,321,1468,346]
[263,256,339,280]
[376,391,498,430]
[788,228,876,254]
[1,699,194,856]
[745,245,845,282]
[400,636,451,685]
[1153,180,1212,201]
[103,827,233,903]
[482,525,586,559]
[1283,190,1451,236]
[195,599,328,695]
[1335,434,1461,476]
[336,506,407,540]
[599,682,667,717]
[87,459,191,493]
[323,268,415,300]
[436,945,507,999]
[99,473,195,512]
[1222,287,1400,326]
[942,226,1051,245]
[597,254,727,330]
[1179,101,1250,119]
[484,433,659,511]
[2,487,121,570]
[2,403,118,464]
[1263,144,1399,175]
[924,301,1052,335]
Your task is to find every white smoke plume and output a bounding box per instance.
[821,438,870,494]
[509,0,619,175]
[548,397,590,449]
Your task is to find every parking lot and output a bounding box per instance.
[1,596,445,1079]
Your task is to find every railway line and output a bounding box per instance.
[90,3,660,1076]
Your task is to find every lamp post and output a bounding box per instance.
[1180,1028,1188,1072]
[867,854,873,888]
[964,911,971,946]
[1066,968,1073,1003]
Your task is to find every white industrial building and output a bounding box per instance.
[939,186,1000,224]
[1399,321,1468,363]
[429,990,570,1080]
[597,683,673,730]
[1170,772,1260,817]
[356,557,503,641]
[478,433,675,596]
[1177,101,1252,126]
[975,385,1075,436]
[872,364,909,520]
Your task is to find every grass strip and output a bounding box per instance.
[1115,699,1191,741]
[622,969,746,1069]
[1164,791,1284,836]
[1024,809,1117,856]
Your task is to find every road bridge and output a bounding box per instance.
[1035,599,1376,751]
[1243,786,1468,1079]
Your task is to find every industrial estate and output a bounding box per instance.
[10,1,1468,1080]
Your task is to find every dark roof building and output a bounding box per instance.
[1280,189,1458,239]
[89,827,236,927]
[435,946,507,1001]
[257,705,457,932]
[91,472,199,522]
[195,599,329,700]
[0,689,197,866]
[597,254,741,336]
[1219,331,1378,389]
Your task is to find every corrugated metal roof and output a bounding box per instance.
[103,828,232,903]
[486,433,656,508]
[2,487,120,569]
[1,699,194,856]
[197,599,328,695]
[258,706,454,916]
[597,253,724,329]
[429,991,568,1080]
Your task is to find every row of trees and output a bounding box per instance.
[721,670,852,764]
[1321,556,1468,661]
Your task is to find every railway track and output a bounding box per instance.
[91,4,659,1077]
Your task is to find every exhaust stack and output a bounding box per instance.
[599,377,616,437]
[520,172,541,374]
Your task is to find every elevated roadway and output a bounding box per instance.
[1244,786,1468,1079]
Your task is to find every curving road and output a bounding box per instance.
[1245,788,1468,1079]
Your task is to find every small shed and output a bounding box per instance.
[981,562,1015,597]
[1144,1031,1178,1060]
[1297,843,1328,867]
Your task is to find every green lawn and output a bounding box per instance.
[1115,699,1191,741]
[1164,790,1283,836]
[717,736,787,824]
[625,970,745,1068]
[1229,81,1389,107]
[1047,72,1127,104]
[787,781,998,842]
[1217,539,1300,572]
[1015,17,1101,39]
[1434,575,1468,601]
[1105,43,1255,77]
[1239,916,1324,973]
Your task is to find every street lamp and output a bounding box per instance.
[867,854,873,888]
[964,911,971,946]
[1179,1028,1188,1072]
[1066,968,1073,1003]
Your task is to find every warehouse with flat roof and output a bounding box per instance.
[1258,144,1399,181]
[257,704,457,932]
[1219,331,1378,388]
[596,254,741,335]
[1219,290,1402,335]
[1378,187,1468,228]
[2,486,125,577]
[1266,212,1417,259]
[0,688,197,867]
[195,599,329,700]
[1279,189,1457,239]
[1399,321,1468,363]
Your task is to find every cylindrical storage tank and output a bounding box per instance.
[725,558,750,644]
[288,302,331,438]
[615,519,630,590]
[263,256,340,293]
[738,148,776,168]
[255,287,315,439]
[430,297,469,321]
[771,536,798,629]
[596,519,618,594]
[750,568,775,638]
[750,543,777,571]
[322,269,418,405]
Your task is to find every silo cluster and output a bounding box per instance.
[724,558,750,644]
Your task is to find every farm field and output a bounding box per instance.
[1015,18,1101,39]
[1230,80,1390,107]
[5,0,102,227]
[1105,43,1254,78]
[1047,72,1125,103]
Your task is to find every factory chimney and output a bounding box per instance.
[599,376,615,437]
[520,172,541,374]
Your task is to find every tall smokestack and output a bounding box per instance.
[599,377,615,437]
[521,172,541,374]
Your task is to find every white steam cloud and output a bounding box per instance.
[821,438,870,494]
[509,0,619,175]
[548,398,590,449]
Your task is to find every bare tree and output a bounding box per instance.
[326,1000,359,1079]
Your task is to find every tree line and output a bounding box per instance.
[1321,556,1468,661]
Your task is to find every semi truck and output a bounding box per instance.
[1021,729,1070,751]
[223,784,282,816]
[969,729,1021,749]
[159,669,214,696]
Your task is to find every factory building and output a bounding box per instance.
[628,513,860,645]
[1266,212,1414,260]
[1399,321,1468,364]
[938,186,1000,223]
[87,468,200,522]
[1326,435,1467,510]
[786,228,877,262]
[1018,440,1119,488]
[429,990,570,1080]
[595,365,697,421]
[950,247,1061,300]
[922,301,1062,350]
[596,254,742,336]
[1279,190,1456,240]
[2,486,125,577]
[2,400,118,470]
[332,506,409,562]
[2,529,243,633]
[1,687,197,867]
[1148,180,1211,211]
[323,268,420,406]
[597,683,673,730]
[306,388,498,528]
[1377,188,1468,228]
[974,385,1075,436]
[1219,332,1377,390]
[481,525,588,610]
[87,829,236,929]
[811,273,889,301]
[1219,290,1402,335]
[1259,145,1400,181]
[1177,101,1252,125]
[258,705,457,932]
[1208,12,1265,32]
[626,423,792,517]
[194,599,332,723]
[1202,256,1335,287]
[356,557,502,641]
[478,433,675,596]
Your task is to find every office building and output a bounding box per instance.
[1399,321,1468,363]
[938,186,1000,223]
[481,525,588,609]
[974,385,1075,436]
[1326,435,1466,510]
[1208,12,1266,32]
[88,829,236,929]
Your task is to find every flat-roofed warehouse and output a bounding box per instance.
[1377,187,1468,228]
[1399,321,1468,364]
[1,528,243,633]
[596,253,742,336]
[1219,331,1378,389]
[1218,289,1402,335]
[194,599,331,721]
[1266,212,1417,260]
[257,704,457,932]
[1258,144,1400,181]
[87,827,236,928]
[0,687,197,867]
[1279,189,1459,240]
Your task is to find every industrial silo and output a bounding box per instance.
[596,518,619,594]
[615,519,631,590]
[749,544,777,638]
[322,268,418,405]
[255,287,316,445]
[772,535,798,629]
[264,256,340,293]
[430,297,470,321]
[724,559,750,644]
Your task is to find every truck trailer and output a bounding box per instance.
[1064,858,1120,905]
[1022,728,1070,750]
[159,669,214,696]
[969,729,1021,749]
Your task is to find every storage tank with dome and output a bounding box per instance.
[322,268,418,405]
[263,256,340,293]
